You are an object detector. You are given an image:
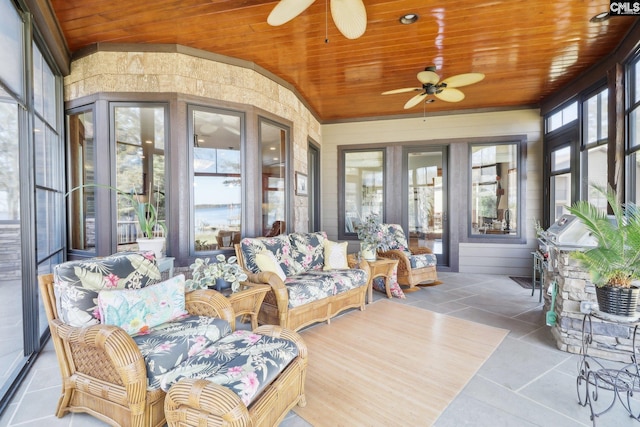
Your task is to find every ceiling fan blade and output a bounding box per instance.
[435,88,465,102]
[404,92,428,109]
[382,87,421,95]
[417,70,440,85]
[267,0,315,26]
[441,73,485,88]
[331,0,367,39]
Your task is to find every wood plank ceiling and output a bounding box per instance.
[49,0,636,122]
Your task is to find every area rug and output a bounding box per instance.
[294,300,508,426]
[510,276,533,289]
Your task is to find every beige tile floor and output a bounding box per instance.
[1,272,638,426]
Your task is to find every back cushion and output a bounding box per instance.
[239,235,303,277]
[53,251,161,327]
[289,231,327,271]
[385,224,410,251]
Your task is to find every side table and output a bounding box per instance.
[227,282,270,329]
[157,256,175,279]
[577,313,640,426]
[365,258,399,303]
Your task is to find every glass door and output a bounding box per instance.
[406,148,448,266]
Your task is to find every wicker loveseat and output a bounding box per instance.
[235,231,370,331]
[39,251,307,427]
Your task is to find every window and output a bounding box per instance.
[582,88,608,210]
[628,55,640,202]
[191,107,243,251]
[547,101,578,133]
[550,145,572,223]
[114,105,167,250]
[67,109,95,252]
[341,149,384,236]
[470,143,519,236]
[260,118,289,237]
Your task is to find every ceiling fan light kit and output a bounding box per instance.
[383,66,485,109]
[267,0,367,39]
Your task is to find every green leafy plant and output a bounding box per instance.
[355,213,394,251]
[567,184,640,288]
[185,254,248,292]
[67,183,166,238]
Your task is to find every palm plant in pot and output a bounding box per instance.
[67,183,167,258]
[567,184,640,317]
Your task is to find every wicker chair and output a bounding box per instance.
[376,223,440,290]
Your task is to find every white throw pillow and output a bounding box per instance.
[324,240,349,270]
[255,251,287,281]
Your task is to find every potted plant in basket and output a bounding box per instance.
[567,184,640,317]
[67,183,167,258]
[185,254,248,293]
[356,213,394,261]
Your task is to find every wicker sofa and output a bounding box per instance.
[39,251,307,427]
[235,231,370,331]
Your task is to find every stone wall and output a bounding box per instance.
[545,246,639,362]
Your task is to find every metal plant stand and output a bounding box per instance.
[577,313,640,426]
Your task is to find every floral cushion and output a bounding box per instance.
[133,315,233,390]
[372,264,406,299]
[97,274,189,336]
[158,330,299,406]
[409,253,438,269]
[288,231,327,271]
[239,236,303,277]
[284,269,368,308]
[53,251,161,328]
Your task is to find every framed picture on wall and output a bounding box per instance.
[295,172,308,196]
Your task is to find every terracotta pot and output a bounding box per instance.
[595,285,640,317]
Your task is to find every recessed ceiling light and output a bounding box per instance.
[590,11,610,22]
[400,13,419,25]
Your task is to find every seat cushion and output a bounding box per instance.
[159,330,299,406]
[53,251,161,327]
[133,315,233,390]
[408,253,437,269]
[284,269,368,308]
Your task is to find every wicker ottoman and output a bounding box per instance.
[164,325,307,427]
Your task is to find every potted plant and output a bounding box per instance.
[67,183,167,258]
[184,254,248,293]
[567,184,640,317]
[355,213,394,261]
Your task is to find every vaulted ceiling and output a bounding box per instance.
[49,0,636,122]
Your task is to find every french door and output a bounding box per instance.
[405,147,448,266]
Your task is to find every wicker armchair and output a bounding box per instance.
[376,223,440,290]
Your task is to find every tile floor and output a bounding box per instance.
[1,272,639,426]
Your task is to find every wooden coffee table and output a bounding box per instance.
[365,258,399,302]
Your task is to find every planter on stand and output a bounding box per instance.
[137,237,165,259]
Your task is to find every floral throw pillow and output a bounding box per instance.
[97,274,189,336]
[371,264,406,299]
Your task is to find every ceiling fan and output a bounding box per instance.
[267,0,367,40]
[382,66,485,109]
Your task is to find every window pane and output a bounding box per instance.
[552,146,571,171]
[632,152,640,203]
[408,151,442,254]
[584,96,598,144]
[67,110,95,251]
[586,145,607,210]
[0,91,20,220]
[344,150,384,233]
[193,109,242,251]
[115,106,166,250]
[0,1,24,98]
[261,120,287,237]
[470,144,518,235]
[600,89,608,141]
[551,172,571,224]
[631,107,640,148]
